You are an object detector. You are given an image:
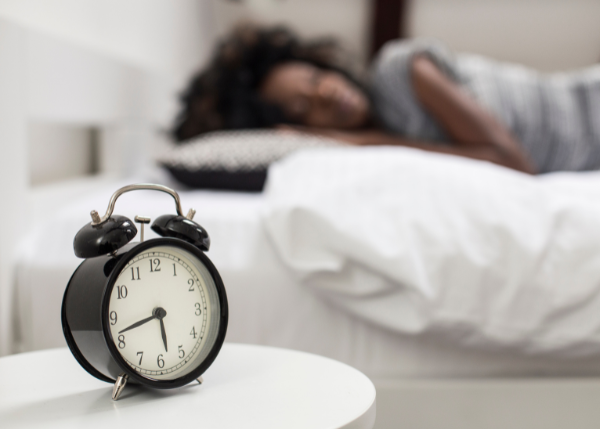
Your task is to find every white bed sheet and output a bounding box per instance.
[263,147,600,359]
[14,181,600,380]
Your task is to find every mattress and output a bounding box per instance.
[14,181,600,381]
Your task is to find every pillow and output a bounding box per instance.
[159,130,341,192]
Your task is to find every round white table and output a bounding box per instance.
[0,343,375,429]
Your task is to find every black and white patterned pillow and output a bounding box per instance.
[159,130,341,192]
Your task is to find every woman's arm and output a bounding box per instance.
[289,127,533,171]
[410,55,536,173]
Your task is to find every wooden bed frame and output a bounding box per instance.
[369,0,408,58]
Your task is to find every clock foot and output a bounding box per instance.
[196,376,203,385]
[112,373,129,401]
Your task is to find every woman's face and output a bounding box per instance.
[259,61,370,129]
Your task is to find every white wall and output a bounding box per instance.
[0,0,218,189]
[0,19,28,357]
[0,0,216,84]
[28,124,93,186]
[409,0,600,72]
[0,2,218,355]
[210,0,600,73]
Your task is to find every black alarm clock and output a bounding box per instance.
[61,184,228,401]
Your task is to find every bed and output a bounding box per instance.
[5,12,600,429]
[13,163,600,429]
[17,174,600,373]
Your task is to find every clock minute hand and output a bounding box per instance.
[155,307,168,352]
[118,314,156,334]
[159,318,168,352]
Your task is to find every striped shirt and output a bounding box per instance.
[369,39,600,173]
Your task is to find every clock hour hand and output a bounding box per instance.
[118,314,156,334]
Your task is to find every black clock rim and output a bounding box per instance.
[101,237,229,389]
[61,264,115,384]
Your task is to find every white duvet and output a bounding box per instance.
[262,146,600,357]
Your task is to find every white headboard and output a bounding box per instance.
[0,18,168,355]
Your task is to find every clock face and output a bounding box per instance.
[107,244,221,381]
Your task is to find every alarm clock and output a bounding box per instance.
[61,184,228,401]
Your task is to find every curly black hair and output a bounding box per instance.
[171,23,358,142]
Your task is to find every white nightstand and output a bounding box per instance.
[0,343,376,429]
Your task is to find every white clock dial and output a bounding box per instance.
[108,245,219,380]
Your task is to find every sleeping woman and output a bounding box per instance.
[172,24,600,174]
